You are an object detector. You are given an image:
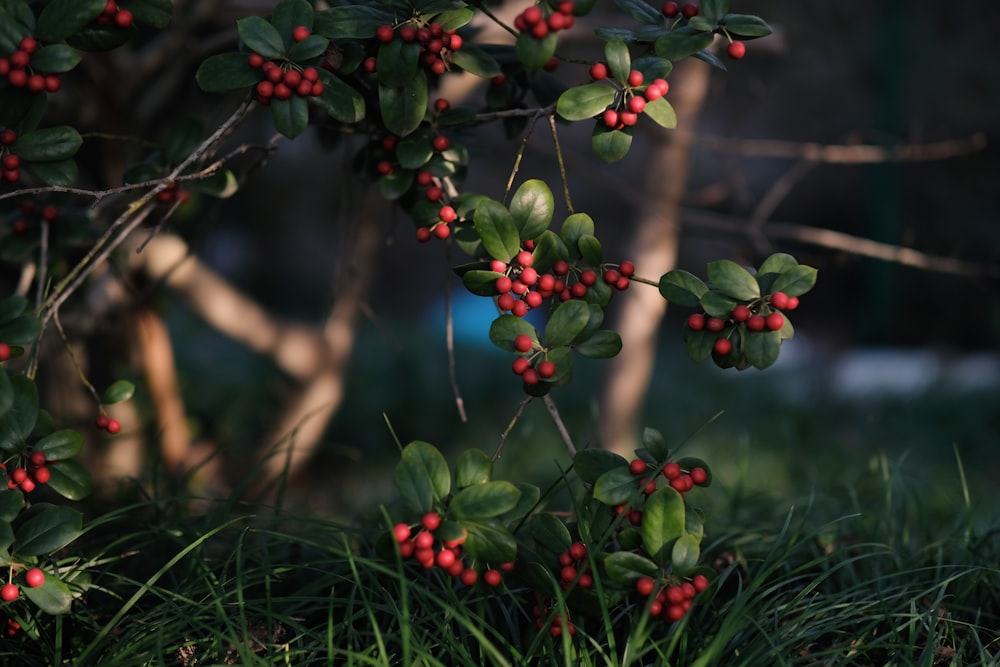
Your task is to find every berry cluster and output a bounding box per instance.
[94,0,134,28]
[5,200,58,233]
[156,181,190,206]
[416,203,460,242]
[589,63,669,130]
[616,458,709,525]
[366,21,464,77]
[531,595,577,637]
[555,541,593,590]
[2,617,19,637]
[686,290,799,357]
[0,37,62,94]
[0,567,46,604]
[248,34,324,105]
[377,134,450,206]
[0,129,20,185]
[94,413,122,434]
[514,2,576,40]
[392,513,513,588]
[635,572,708,623]
[1,451,51,494]
[511,332,557,385]
[661,2,746,59]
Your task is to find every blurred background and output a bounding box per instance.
[2,0,997,526]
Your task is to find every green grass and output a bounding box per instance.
[3,447,996,666]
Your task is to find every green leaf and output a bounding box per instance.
[604,551,658,586]
[595,27,637,43]
[186,169,240,199]
[545,300,590,347]
[474,199,521,262]
[0,313,41,345]
[13,504,82,556]
[461,270,504,297]
[744,330,780,369]
[707,260,760,301]
[393,441,451,514]
[755,252,799,293]
[613,0,662,25]
[379,72,428,137]
[66,25,131,52]
[0,375,38,448]
[525,513,572,553]
[379,169,413,201]
[671,533,700,574]
[397,132,433,170]
[237,16,285,59]
[377,39,420,88]
[699,290,738,319]
[642,487,685,565]
[120,0,173,29]
[659,269,708,307]
[593,466,639,506]
[591,123,633,163]
[270,95,310,139]
[0,2,35,54]
[515,31,557,71]
[271,0,314,47]
[0,490,24,523]
[462,518,517,564]
[0,371,11,418]
[604,40,630,84]
[46,460,92,501]
[455,449,492,488]
[288,34,328,61]
[577,234,603,265]
[500,482,540,523]
[163,117,202,165]
[632,55,673,80]
[27,159,78,186]
[643,97,677,129]
[450,481,521,520]
[654,28,714,60]
[560,213,594,252]
[770,265,818,297]
[556,83,616,122]
[195,52,261,92]
[36,0,105,42]
[700,0,730,23]
[34,429,83,461]
[543,346,574,385]
[719,13,773,38]
[573,449,628,486]
[314,5,392,40]
[28,44,81,73]
[575,330,622,358]
[22,572,74,614]
[0,295,28,323]
[488,315,537,352]
[687,16,714,32]
[530,230,569,271]
[0,521,12,561]
[641,427,670,460]
[509,179,554,240]
[450,44,501,78]
[310,70,365,124]
[16,127,82,162]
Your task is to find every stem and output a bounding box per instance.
[493,396,533,461]
[502,107,550,206]
[548,114,574,214]
[443,241,467,423]
[542,394,576,457]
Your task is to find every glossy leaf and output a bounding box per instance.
[671,533,701,573]
[450,44,501,78]
[573,449,628,486]
[659,269,707,307]
[377,39,420,88]
[0,295,28,323]
[593,466,639,506]
[237,16,285,59]
[0,490,24,523]
[707,260,760,300]
[314,5,391,39]
[556,83,616,122]
[515,31,557,70]
[288,35,328,61]
[500,482,540,523]
[591,123,633,163]
[17,127,82,162]
[311,70,365,124]
[195,52,260,92]
[676,457,712,487]
[560,213,595,252]
[13,504,82,556]
[27,159,78,186]
[510,179,554,240]
[379,72,428,137]
[36,0,105,42]
[744,330,780,369]
[0,313,41,345]
[34,429,83,461]
[604,39,631,83]
[270,95,310,139]
[643,97,677,129]
[489,315,537,351]
[641,427,670,460]
[271,0,314,46]
[461,270,504,297]
[578,234,603,265]
[525,513,572,553]
[654,28,714,61]
[46,460,92,501]
[604,551,658,585]
[613,0,662,25]
[545,300,590,347]
[28,44,81,73]
[719,13,773,38]
[462,518,517,564]
[642,486,685,565]
[393,440,451,514]
[770,265,818,297]
[378,170,414,201]
[474,199,520,262]
[122,0,174,29]
[755,252,799,294]
[455,449,493,488]
[699,290,738,319]
[0,375,38,448]
[22,573,73,614]
[575,330,622,358]
[0,371,11,418]
[700,0,730,23]
[450,481,521,520]
[530,230,569,271]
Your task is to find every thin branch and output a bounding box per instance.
[444,241,467,423]
[471,103,556,124]
[503,107,551,205]
[548,114,574,214]
[542,394,576,457]
[493,396,533,461]
[52,312,103,407]
[690,131,987,164]
[747,159,816,254]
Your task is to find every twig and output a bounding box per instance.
[493,396,533,461]
[52,312,103,407]
[542,394,576,457]
[548,114,574,214]
[444,241,467,423]
[503,107,550,205]
[747,159,816,254]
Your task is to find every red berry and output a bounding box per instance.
[547,13,567,31]
[590,62,607,80]
[662,1,679,17]
[765,312,785,331]
[537,360,555,379]
[785,296,800,310]
[603,269,621,285]
[690,466,707,485]
[393,523,411,543]
[10,50,29,69]
[432,135,450,152]
[629,459,647,475]
[512,357,531,376]
[627,95,646,114]
[19,477,35,492]
[106,419,121,434]
[11,468,27,484]
[636,576,655,596]
[432,223,450,239]
[580,270,597,286]
[553,260,570,276]
[18,37,38,54]
[8,70,27,87]
[602,108,619,128]
[24,568,44,588]
[619,111,638,126]
[483,569,502,587]
[415,531,435,549]
[0,343,9,361]
[283,69,302,87]
[520,267,539,286]
[619,261,635,277]
[560,565,577,582]
[568,542,587,561]
[292,25,311,42]
[29,451,45,467]
[687,313,705,331]
[0,584,17,602]
[248,53,265,68]
[706,317,725,333]
[421,512,441,531]
[0,129,15,145]
[0,154,17,170]
[515,250,533,267]
[770,291,789,310]
[523,6,543,25]
[460,568,478,585]
[398,25,416,42]
[681,3,698,19]
[627,70,643,87]
[731,304,751,322]
[746,314,765,331]
[363,56,377,73]
[436,548,456,569]
[522,368,539,385]
[666,604,686,622]
[713,338,732,355]
[513,334,533,353]
[115,9,133,28]
[26,74,45,93]
[692,574,709,591]
[433,97,450,113]
[727,41,746,60]
[415,227,432,243]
